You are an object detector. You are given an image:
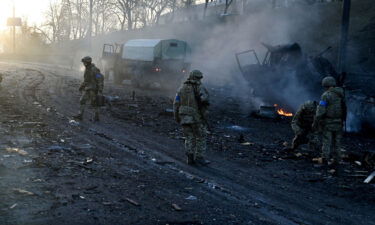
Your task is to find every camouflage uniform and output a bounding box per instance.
[291,100,318,150]
[173,70,209,165]
[76,56,104,121]
[314,76,346,164]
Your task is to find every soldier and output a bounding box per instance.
[74,56,104,122]
[173,70,210,165]
[290,100,318,151]
[313,76,346,169]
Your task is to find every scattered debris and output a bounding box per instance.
[185,195,197,201]
[256,106,278,119]
[9,203,18,209]
[172,204,182,211]
[355,161,362,166]
[364,171,375,184]
[69,119,80,126]
[241,142,254,146]
[125,197,140,206]
[313,158,323,164]
[13,188,34,196]
[6,148,28,156]
[227,125,249,132]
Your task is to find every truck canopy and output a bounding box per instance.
[122,39,191,62]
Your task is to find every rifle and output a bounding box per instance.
[193,85,210,131]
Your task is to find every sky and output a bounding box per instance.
[0,0,50,30]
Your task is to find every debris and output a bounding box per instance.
[364,171,375,184]
[283,142,289,147]
[172,204,182,211]
[295,153,302,157]
[227,125,249,132]
[102,202,112,206]
[125,197,140,206]
[69,119,80,126]
[257,106,278,119]
[23,159,32,163]
[185,195,197,201]
[9,203,18,209]
[13,188,34,196]
[241,142,254,146]
[86,158,93,164]
[328,169,336,174]
[6,148,28,156]
[355,161,362,166]
[313,157,323,164]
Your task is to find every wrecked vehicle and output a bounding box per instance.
[236,43,375,133]
[101,39,192,88]
[235,43,338,112]
[236,43,338,111]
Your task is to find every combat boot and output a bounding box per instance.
[186,153,195,165]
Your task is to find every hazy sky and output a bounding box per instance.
[0,0,50,30]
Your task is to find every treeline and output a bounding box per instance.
[42,0,197,43]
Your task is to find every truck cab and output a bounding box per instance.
[101,39,191,88]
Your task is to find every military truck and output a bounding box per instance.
[235,43,338,111]
[101,39,192,88]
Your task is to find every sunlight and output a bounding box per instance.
[0,0,50,30]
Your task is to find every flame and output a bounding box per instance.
[277,108,293,117]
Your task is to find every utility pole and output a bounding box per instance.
[88,0,93,52]
[337,0,351,73]
[12,4,16,54]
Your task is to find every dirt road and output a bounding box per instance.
[0,61,374,225]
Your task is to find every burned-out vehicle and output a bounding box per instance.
[101,39,191,88]
[236,43,375,133]
[235,43,338,111]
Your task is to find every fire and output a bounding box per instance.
[274,104,293,117]
[277,108,293,117]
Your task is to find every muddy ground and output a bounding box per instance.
[0,61,374,225]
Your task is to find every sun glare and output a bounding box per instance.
[0,0,49,30]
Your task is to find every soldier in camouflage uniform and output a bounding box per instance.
[290,100,318,151]
[74,56,104,122]
[173,70,210,165]
[313,76,346,168]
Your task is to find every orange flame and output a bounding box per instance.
[277,108,293,117]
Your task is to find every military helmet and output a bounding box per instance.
[81,56,92,63]
[189,70,203,80]
[322,76,336,87]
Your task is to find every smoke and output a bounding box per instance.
[4,1,346,110]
